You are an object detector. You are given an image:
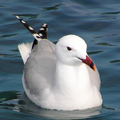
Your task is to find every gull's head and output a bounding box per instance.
[56,35,95,71]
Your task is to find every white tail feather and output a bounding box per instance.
[18,42,32,64]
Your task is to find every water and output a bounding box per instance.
[0,0,120,119]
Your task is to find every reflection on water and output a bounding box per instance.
[0,92,116,120]
[0,92,102,119]
[0,91,19,101]
[0,91,20,112]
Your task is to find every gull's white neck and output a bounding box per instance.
[53,61,92,94]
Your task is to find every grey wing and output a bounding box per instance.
[23,40,56,98]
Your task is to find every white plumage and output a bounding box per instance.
[17,16,102,111]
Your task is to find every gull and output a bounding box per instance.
[16,16,102,111]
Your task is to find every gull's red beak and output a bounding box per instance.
[80,55,96,71]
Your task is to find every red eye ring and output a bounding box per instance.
[67,47,72,51]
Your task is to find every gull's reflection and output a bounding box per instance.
[17,93,101,119]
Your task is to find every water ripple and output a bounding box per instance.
[43,4,64,11]
[95,42,117,46]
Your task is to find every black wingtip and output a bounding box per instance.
[38,23,48,39]
[32,23,48,49]
[16,15,42,42]
[16,15,48,50]
[16,15,37,35]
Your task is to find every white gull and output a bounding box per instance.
[16,16,102,111]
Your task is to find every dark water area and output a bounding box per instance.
[0,0,120,119]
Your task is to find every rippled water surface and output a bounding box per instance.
[0,0,120,119]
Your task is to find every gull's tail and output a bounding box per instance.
[18,42,32,64]
[16,15,48,64]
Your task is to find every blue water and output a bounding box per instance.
[0,0,120,119]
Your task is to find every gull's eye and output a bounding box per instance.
[67,47,72,51]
